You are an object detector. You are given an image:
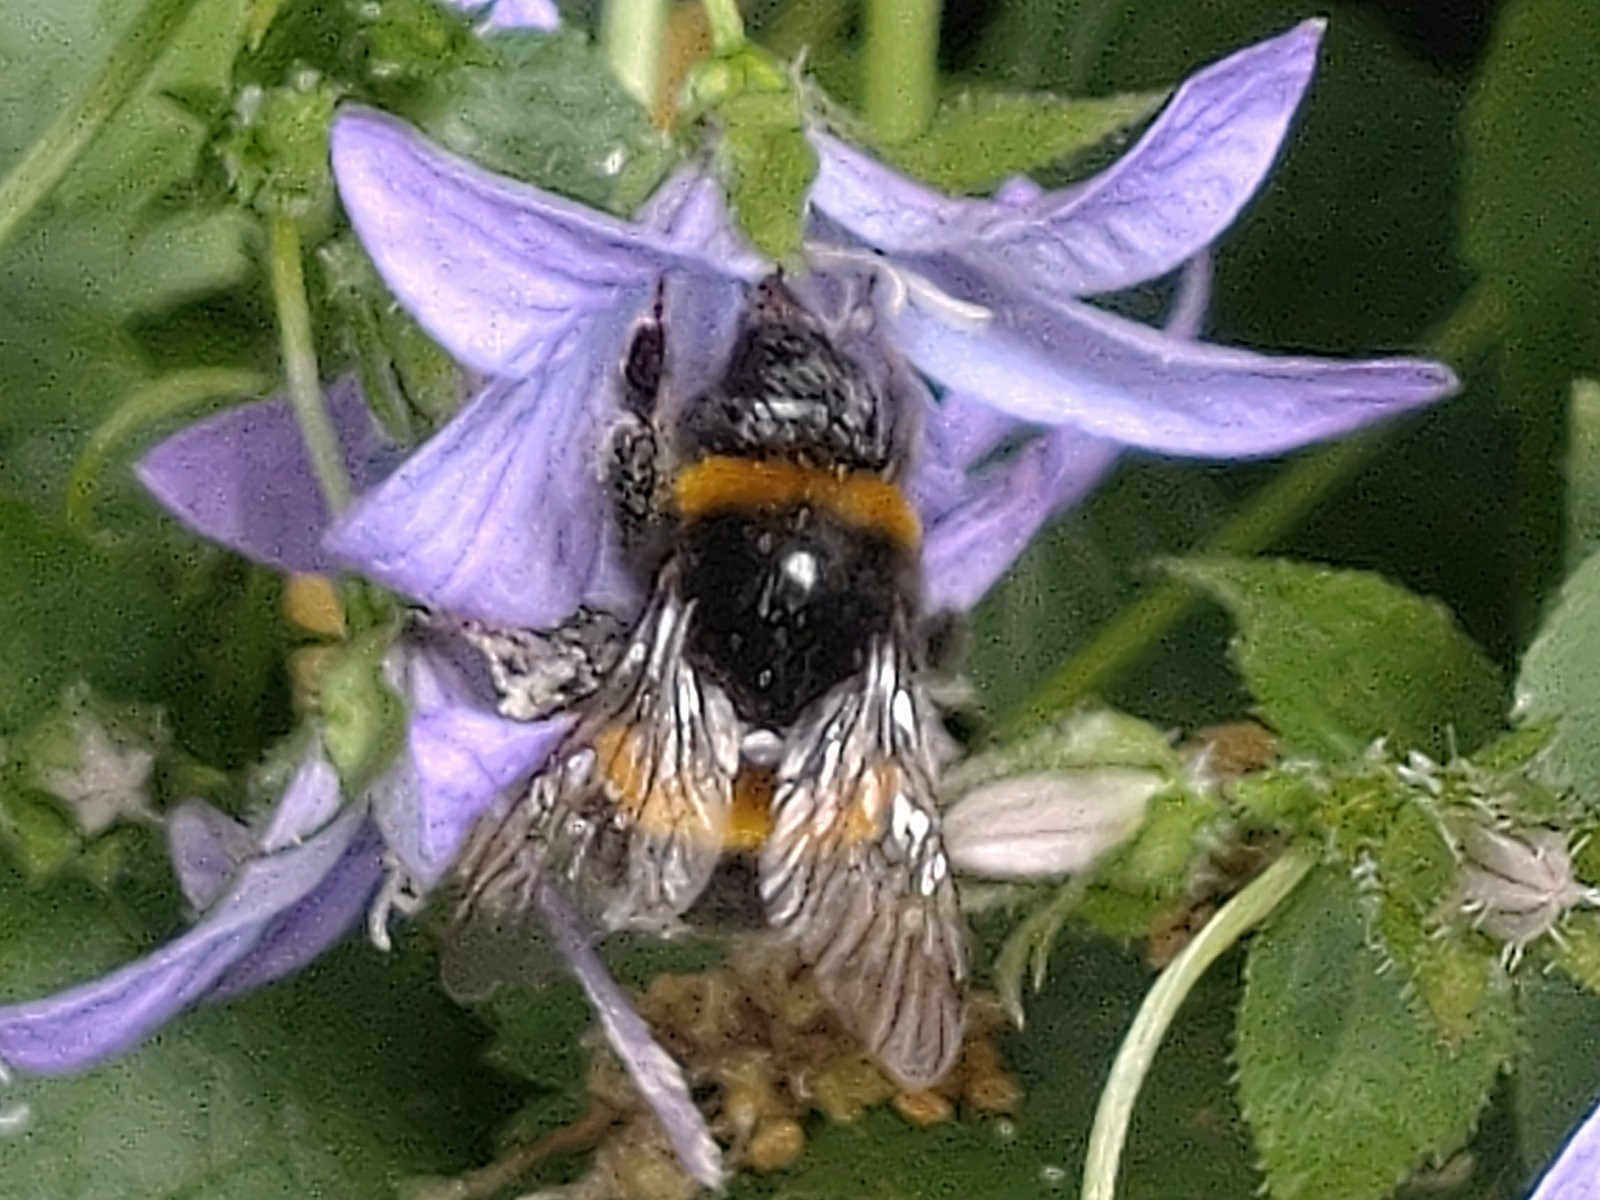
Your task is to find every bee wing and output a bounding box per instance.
[759,638,968,1088]
[452,567,741,940]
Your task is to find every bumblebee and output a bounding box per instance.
[451,276,967,1089]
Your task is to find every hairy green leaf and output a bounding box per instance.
[406,30,677,215]
[1513,969,1600,1189]
[1516,549,1600,801]
[717,88,816,264]
[1236,867,1512,1200]
[1166,557,1504,761]
[870,86,1165,195]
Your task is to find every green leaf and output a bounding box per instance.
[1236,867,1512,1200]
[1166,557,1504,761]
[1512,969,1600,1189]
[0,501,290,766]
[1515,549,1600,799]
[1568,379,1600,571]
[1360,799,1509,1047]
[405,29,677,215]
[1550,912,1600,995]
[0,784,81,882]
[1462,1,1600,635]
[871,86,1166,195]
[717,88,816,264]
[0,864,518,1197]
[1462,0,1600,306]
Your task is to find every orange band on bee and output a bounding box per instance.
[727,768,775,852]
[593,722,717,844]
[672,456,921,549]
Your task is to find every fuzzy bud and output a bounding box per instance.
[943,767,1161,880]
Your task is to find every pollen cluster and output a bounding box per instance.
[459,942,1022,1198]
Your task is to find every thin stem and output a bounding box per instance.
[1080,849,1315,1200]
[602,0,668,111]
[865,0,940,143]
[268,212,351,515]
[700,0,746,55]
[0,0,201,252]
[994,283,1505,739]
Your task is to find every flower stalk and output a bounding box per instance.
[602,0,669,112]
[865,0,940,143]
[1080,848,1315,1200]
[0,0,201,252]
[699,0,746,55]
[268,211,352,516]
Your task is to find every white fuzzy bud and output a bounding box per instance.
[28,686,164,837]
[1456,823,1600,968]
[942,767,1160,880]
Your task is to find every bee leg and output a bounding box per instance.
[422,606,630,721]
[606,413,661,549]
[609,284,668,548]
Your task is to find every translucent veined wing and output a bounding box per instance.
[759,637,968,1088]
[453,564,741,938]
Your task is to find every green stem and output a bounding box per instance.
[865,0,940,143]
[268,212,351,515]
[700,0,746,55]
[994,283,1505,740]
[0,0,201,252]
[1080,849,1315,1200]
[602,0,668,111]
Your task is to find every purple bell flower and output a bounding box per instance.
[1532,1098,1600,1200]
[1,20,1456,1185]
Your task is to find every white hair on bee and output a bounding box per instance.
[803,244,993,331]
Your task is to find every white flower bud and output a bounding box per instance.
[1456,823,1600,968]
[943,767,1161,880]
[27,685,164,838]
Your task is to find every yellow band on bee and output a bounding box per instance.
[672,456,921,549]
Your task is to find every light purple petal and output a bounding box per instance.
[324,307,631,624]
[884,272,1458,457]
[376,642,570,884]
[167,800,257,912]
[1533,1098,1600,1200]
[956,19,1322,298]
[331,108,753,376]
[1164,250,1213,341]
[256,747,346,852]
[635,164,768,276]
[470,0,559,33]
[906,389,1029,522]
[808,21,1322,299]
[806,131,972,256]
[136,380,400,571]
[204,823,384,1001]
[535,880,725,1189]
[0,799,364,1075]
[923,430,1120,612]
